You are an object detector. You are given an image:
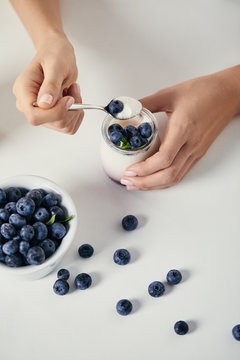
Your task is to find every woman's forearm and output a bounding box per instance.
[9,0,66,49]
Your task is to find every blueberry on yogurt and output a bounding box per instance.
[106,100,124,116]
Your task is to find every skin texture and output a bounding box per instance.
[121,65,240,190]
[10,0,83,134]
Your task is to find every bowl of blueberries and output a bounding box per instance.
[0,175,77,280]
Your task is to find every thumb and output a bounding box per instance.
[37,64,65,109]
[139,87,174,113]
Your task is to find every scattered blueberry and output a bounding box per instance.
[49,223,66,240]
[232,324,240,341]
[1,223,16,240]
[109,131,123,146]
[166,269,182,285]
[19,241,30,257]
[26,189,43,207]
[174,321,189,335]
[123,125,139,139]
[33,222,48,241]
[20,225,35,242]
[33,207,50,223]
[9,213,27,229]
[49,206,65,221]
[16,197,35,217]
[6,187,22,202]
[75,273,92,290]
[108,123,123,136]
[116,299,133,316]
[2,239,19,255]
[57,268,70,281]
[53,279,69,295]
[0,189,7,206]
[26,246,45,265]
[122,215,138,231]
[4,202,17,215]
[106,100,124,115]
[43,193,61,208]
[113,249,131,265]
[5,253,23,267]
[138,122,152,138]
[39,239,55,258]
[78,244,94,258]
[148,281,165,297]
[0,209,9,223]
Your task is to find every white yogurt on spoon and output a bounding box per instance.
[105,96,143,120]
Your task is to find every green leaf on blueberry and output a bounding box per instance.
[46,214,56,225]
[59,215,73,223]
[120,138,131,149]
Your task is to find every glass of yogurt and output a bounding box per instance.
[100,108,160,183]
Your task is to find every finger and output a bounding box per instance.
[122,143,191,190]
[123,112,188,179]
[67,83,82,103]
[139,87,174,113]
[37,62,67,109]
[26,96,75,126]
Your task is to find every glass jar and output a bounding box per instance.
[100,108,160,183]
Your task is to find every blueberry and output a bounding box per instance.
[2,240,19,255]
[4,202,17,215]
[0,244,6,262]
[0,209,10,222]
[1,223,16,240]
[129,135,144,149]
[116,299,132,316]
[108,124,123,136]
[74,273,92,290]
[52,239,60,250]
[20,225,35,242]
[43,193,61,208]
[123,125,139,139]
[5,253,23,267]
[148,281,165,297]
[174,321,189,335]
[12,235,21,242]
[53,279,69,295]
[109,131,123,146]
[0,189,7,206]
[106,100,124,115]
[33,207,50,223]
[57,268,70,280]
[26,189,43,207]
[9,213,27,229]
[33,222,48,241]
[19,241,30,257]
[16,197,35,217]
[5,187,22,202]
[232,324,240,341]
[39,239,55,258]
[78,244,94,258]
[166,269,182,285]
[138,122,152,138]
[49,206,65,221]
[49,223,66,240]
[113,249,131,265]
[122,215,138,231]
[26,246,45,265]
[35,188,47,197]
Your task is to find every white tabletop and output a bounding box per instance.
[0,1,240,359]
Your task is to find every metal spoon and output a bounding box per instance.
[33,96,142,120]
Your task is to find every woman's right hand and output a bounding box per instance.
[13,33,84,134]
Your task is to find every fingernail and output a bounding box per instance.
[66,97,75,109]
[124,171,137,177]
[127,185,139,191]
[39,93,53,105]
[121,179,133,186]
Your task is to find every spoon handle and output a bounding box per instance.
[32,101,106,112]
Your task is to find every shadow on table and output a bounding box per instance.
[0,81,24,142]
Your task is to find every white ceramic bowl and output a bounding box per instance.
[0,175,77,280]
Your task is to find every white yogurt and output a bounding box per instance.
[113,96,142,120]
[100,108,160,183]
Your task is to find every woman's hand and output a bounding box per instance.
[13,34,83,134]
[121,66,240,190]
